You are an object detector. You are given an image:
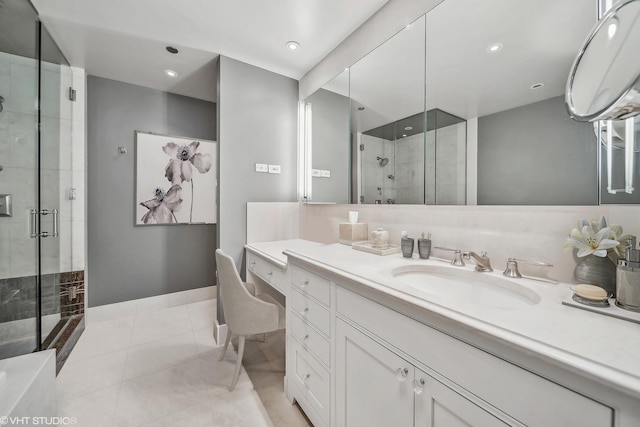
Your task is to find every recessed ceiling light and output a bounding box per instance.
[486,43,503,53]
[530,83,544,90]
[166,46,179,54]
[404,126,413,131]
[285,41,300,51]
[164,69,178,78]
[402,134,407,137]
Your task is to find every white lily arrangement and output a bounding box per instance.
[564,216,629,258]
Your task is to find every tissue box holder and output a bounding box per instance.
[339,223,368,245]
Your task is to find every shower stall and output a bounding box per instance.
[358,108,466,204]
[0,0,83,368]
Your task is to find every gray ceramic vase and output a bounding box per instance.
[574,255,617,296]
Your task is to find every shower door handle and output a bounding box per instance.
[30,209,38,238]
[30,208,59,238]
[51,208,59,237]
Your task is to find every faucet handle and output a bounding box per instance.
[503,257,553,278]
[434,247,465,266]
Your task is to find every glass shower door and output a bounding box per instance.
[39,24,77,353]
[0,0,41,359]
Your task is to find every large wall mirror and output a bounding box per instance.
[303,0,613,205]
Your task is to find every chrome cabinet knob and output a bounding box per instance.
[396,368,409,382]
[412,378,425,394]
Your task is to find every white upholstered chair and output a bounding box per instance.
[215,248,285,391]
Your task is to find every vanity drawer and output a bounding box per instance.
[292,341,330,426]
[291,265,331,306]
[291,288,331,337]
[247,252,284,292]
[291,312,331,368]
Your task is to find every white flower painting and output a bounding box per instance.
[135,131,217,225]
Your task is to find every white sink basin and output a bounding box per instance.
[391,265,541,308]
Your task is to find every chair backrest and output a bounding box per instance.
[215,249,278,335]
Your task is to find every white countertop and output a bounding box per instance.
[280,242,640,399]
[245,239,324,268]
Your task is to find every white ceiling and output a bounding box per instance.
[31,0,389,102]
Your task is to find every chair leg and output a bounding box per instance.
[229,335,246,391]
[219,330,232,361]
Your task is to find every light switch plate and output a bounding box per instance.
[68,188,77,200]
[0,194,12,217]
[320,170,331,178]
[268,164,281,174]
[311,169,322,177]
[255,163,268,173]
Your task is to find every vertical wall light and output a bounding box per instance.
[606,120,614,193]
[625,117,635,194]
[297,102,313,201]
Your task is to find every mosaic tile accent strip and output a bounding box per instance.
[0,270,85,323]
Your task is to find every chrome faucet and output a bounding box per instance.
[503,258,553,278]
[464,251,493,272]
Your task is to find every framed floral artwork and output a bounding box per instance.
[135,131,217,225]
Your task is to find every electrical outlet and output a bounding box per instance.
[255,163,268,173]
[268,164,281,174]
[68,188,77,200]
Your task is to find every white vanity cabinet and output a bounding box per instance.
[246,250,285,293]
[336,318,507,427]
[335,286,612,427]
[283,254,620,427]
[415,372,509,427]
[287,264,335,427]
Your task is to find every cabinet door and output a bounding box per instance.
[414,369,509,427]
[336,319,414,427]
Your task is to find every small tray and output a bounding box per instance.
[352,241,401,256]
[562,296,640,325]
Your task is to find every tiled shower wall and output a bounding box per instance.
[0,52,40,279]
[0,271,84,322]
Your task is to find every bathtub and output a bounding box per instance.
[0,350,56,424]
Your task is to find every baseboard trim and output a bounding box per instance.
[86,286,216,324]
[213,320,228,347]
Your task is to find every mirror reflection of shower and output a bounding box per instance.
[376,156,389,167]
[358,108,466,204]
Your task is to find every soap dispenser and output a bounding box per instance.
[616,236,640,312]
[401,231,414,258]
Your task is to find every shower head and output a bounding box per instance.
[376,156,389,167]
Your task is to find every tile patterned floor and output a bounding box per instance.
[57,299,282,426]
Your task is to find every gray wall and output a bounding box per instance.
[218,56,298,267]
[307,88,350,203]
[217,56,298,270]
[87,76,217,307]
[477,95,598,205]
